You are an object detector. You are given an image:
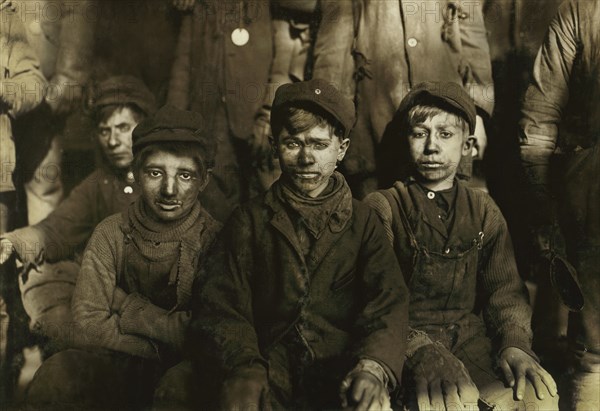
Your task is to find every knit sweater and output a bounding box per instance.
[365,179,536,358]
[72,199,221,359]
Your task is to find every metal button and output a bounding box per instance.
[444,247,451,254]
[315,88,322,95]
[427,191,435,199]
[407,37,418,47]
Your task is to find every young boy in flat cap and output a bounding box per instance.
[0,75,155,347]
[365,82,558,410]
[190,78,409,410]
[25,105,222,410]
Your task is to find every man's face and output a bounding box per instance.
[138,151,207,222]
[276,124,349,197]
[407,113,472,191]
[97,107,138,169]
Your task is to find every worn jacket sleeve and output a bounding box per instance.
[72,216,158,358]
[519,1,577,227]
[479,197,537,359]
[189,207,266,373]
[118,294,191,351]
[459,0,494,116]
[353,207,409,385]
[5,172,99,264]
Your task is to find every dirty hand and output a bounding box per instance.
[340,371,391,411]
[498,347,557,401]
[408,343,479,410]
[172,0,195,11]
[0,238,14,265]
[220,364,271,411]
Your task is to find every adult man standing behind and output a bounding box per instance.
[520,1,600,408]
[0,75,155,347]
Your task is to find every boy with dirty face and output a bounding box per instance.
[366,82,558,411]
[190,79,409,410]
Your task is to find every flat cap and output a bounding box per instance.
[90,75,157,116]
[271,78,356,138]
[132,105,216,167]
[396,82,476,134]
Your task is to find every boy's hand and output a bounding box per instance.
[340,371,391,411]
[220,364,271,411]
[498,347,557,401]
[407,343,479,410]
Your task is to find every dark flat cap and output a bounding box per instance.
[90,75,157,116]
[132,105,216,166]
[396,82,477,134]
[271,78,356,138]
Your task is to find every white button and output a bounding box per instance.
[444,248,451,254]
[124,186,133,194]
[427,191,435,199]
[407,38,418,47]
[231,28,250,46]
[315,88,322,95]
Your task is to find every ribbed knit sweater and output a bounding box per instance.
[365,179,536,359]
[72,199,221,359]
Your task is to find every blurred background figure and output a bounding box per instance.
[520,1,600,409]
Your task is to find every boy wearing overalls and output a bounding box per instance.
[366,82,558,410]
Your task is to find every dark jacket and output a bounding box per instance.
[168,0,273,140]
[190,184,409,383]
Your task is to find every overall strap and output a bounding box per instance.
[379,187,419,251]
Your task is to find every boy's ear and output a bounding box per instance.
[462,135,475,157]
[337,137,350,162]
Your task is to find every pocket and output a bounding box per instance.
[330,268,356,291]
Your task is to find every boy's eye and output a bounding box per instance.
[148,170,162,178]
[285,141,300,149]
[313,142,328,149]
[118,124,131,133]
[412,130,428,138]
[440,131,454,138]
[98,129,110,138]
[179,172,192,181]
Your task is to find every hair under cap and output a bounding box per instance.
[394,81,477,134]
[271,78,356,138]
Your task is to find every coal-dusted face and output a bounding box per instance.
[407,113,472,191]
[276,124,349,197]
[138,150,208,222]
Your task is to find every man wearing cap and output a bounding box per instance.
[365,82,558,410]
[25,105,221,410]
[190,79,408,410]
[0,75,155,348]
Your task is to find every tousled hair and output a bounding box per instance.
[94,104,146,126]
[271,104,345,141]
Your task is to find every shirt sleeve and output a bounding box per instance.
[72,217,158,359]
[5,173,100,264]
[352,207,409,387]
[519,0,578,226]
[479,196,538,360]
